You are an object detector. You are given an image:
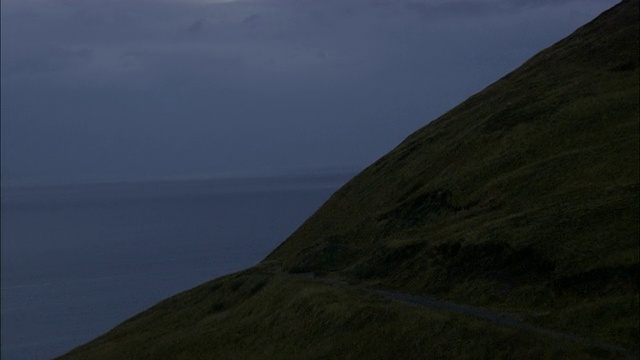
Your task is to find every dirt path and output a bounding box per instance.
[366,288,637,359]
[297,273,639,359]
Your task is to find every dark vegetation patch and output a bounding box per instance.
[552,264,639,296]
[416,241,557,295]
[290,235,360,274]
[354,242,429,278]
[610,60,638,72]
[377,189,479,235]
[444,242,556,282]
[378,189,458,231]
[481,100,549,133]
[397,183,424,203]
[230,274,269,296]
[356,240,556,293]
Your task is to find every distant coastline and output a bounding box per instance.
[0,165,360,189]
[1,169,357,204]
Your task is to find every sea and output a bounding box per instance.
[0,173,352,359]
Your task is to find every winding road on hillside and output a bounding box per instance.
[295,273,639,359]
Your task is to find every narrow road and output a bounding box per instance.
[367,288,637,359]
[296,273,639,359]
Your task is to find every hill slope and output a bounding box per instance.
[267,0,639,305]
[61,1,639,358]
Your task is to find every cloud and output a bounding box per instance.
[242,14,261,25]
[186,19,206,33]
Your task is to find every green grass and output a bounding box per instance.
[60,1,639,358]
[60,269,630,360]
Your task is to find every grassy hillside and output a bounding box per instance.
[61,1,639,358]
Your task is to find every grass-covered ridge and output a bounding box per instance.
[61,1,639,358]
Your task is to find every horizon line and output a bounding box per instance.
[0,165,362,189]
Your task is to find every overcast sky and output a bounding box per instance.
[1,0,617,185]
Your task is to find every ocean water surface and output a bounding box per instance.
[1,173,351,359]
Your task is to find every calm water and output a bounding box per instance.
[1,174,349,359]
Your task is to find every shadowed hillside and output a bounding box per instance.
[61,1,639,358]
[267,0,639,307]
